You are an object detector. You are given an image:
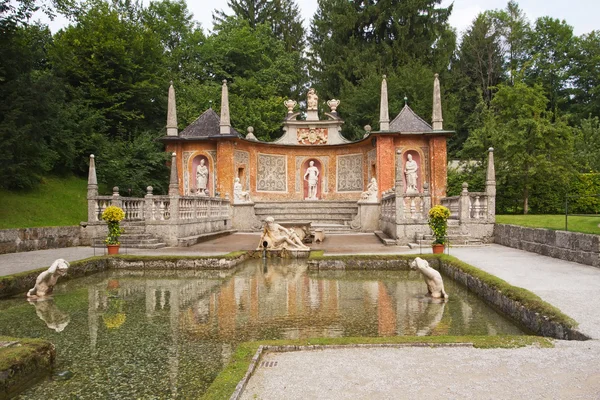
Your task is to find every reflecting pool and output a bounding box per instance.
[0,259,525,399]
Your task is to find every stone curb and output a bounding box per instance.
[230,343,474,400]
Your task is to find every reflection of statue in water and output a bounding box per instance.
[307,88,318,110]
[361,177,378,202]
[258,217,310,250]
[405,154,418,193]
[303,161,319,200]
[196,159,209,195]
[27,259,69,298]
[233,177,250,203]
[29,299,70,332]
[410,257,448,299]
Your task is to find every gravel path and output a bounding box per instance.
[450,245,600,339]
[241,341,600,400]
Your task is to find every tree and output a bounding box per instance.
[213,0,305,53]
[462,82,575,214]
[525,17,575,117]
[308,0,455,101]
[570,31,600,122]
[201,18,305,140]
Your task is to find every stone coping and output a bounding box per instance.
[307,254,588,341]
[0,336,55,400]
[231,343,475,400]
[0,252,249,299]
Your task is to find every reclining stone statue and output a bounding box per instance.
[258,216,310,251]
[410,257,448,299]
[27,259,70,298]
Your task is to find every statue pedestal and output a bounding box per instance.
[231,203,262,231]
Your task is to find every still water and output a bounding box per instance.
[0,259,524,399]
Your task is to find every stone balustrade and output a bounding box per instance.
[402,194,429,220]
[441,196,460,219]
[380,192,396,222]
[468,192,488,220]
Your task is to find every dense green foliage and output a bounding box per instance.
[1,0,599,215]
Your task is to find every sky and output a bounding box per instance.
[39,0,598,37]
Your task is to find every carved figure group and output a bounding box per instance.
[361,177,378,202]
[27,259,70,299]
[304,161,320,200]
[410,257,448,299]
[405,154,419,193]
[234,177,251,203]
[258,216,310,251]
[196,159,209,195]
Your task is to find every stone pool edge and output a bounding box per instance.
[202,336,552,400]
[0,336,55,400]
[307,254,589,341]
[0,251,250,299]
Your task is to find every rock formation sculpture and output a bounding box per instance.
[410,257,448,299]
[27,259,70,298]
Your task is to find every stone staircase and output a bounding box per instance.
[414,219,483,246]
[253,201,358,233]
[92,221,167,249]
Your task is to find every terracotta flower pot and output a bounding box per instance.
[107,244,120,255]
[432,244,445,254]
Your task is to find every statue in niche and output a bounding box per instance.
[233,177,251,203]
[360,178,378,202]
[27,259,69,299]
[196,159,209,195]
[304,160,320,200]
[410,257,448,299]
[258,217,310,250]
[405,154,419,194]
[307,88,318,110]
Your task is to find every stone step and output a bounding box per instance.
[374,230,396,246]
[255,207,359,215]
[312,223,354,233]
[254,201,358,208]
[177,229,237,247]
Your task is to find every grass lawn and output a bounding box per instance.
[497,214,600,235]
[0,176,88,229]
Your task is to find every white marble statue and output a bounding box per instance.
[361,177,378,202]
[196,159,209,195]
[233,177,251,203]
[258,217,310,250]
[307,88,318,110]
[410,257,448,299]
[304,161,319,200]
[29,299,70,332]
[405,154,419,193]
[27,259,70,298]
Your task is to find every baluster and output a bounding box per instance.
[474,196,481,219]
[159,201,165,221]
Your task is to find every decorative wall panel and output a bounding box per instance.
[257,154,287,192]
[336,154,363,192]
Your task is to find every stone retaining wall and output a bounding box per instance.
[307,256,589,340]
[0,254,249,299]
[0,226,83,255]
[494,224,600,267]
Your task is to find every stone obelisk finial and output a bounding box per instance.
[432,73,443,130]
[379,75,390,131]
[87,154,98,196]
[486,147,496,221]
[166,81,178,137]
[220,79,231,134]
[168,152,179,196]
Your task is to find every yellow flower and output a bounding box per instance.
[102,206,125,223]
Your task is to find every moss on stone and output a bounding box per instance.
[203,335,553,399]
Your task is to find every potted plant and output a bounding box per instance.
[102,205,125,255]
[428,204,450,254]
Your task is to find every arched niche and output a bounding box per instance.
[192,155,211,195]
[403,150,423,193]
[302,158,322,200]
